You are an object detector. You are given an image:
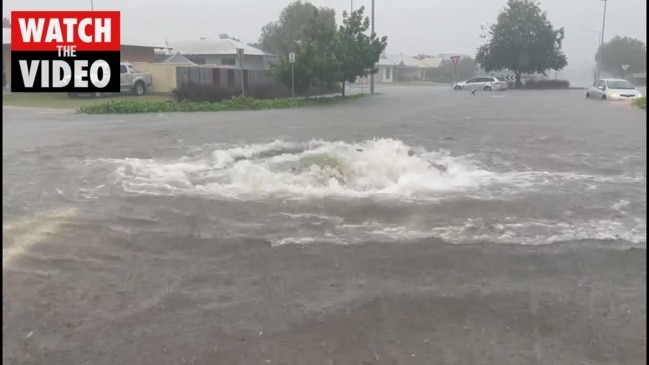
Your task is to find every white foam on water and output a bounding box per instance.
[97,138,645,201]
[103,139,497,200]
[270,218,646,247]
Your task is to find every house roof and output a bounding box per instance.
[168,38,270,57]
[156,51,196,65]
[377,54,398,66]
[419,57,443,68]
[382,54,443,68]
[2,28,169,48]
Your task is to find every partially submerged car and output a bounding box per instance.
[586,79,642,101]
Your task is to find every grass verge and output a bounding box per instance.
[632,96,646,110]
[77,94,367,114]
[3,93,172,109]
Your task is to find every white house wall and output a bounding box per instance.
[188,54,267,69]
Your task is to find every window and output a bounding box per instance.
[466,78,477,83]
[606,80,635,89]
[385,67,390,79]
[120,65,127,74]
[221,58,236,66]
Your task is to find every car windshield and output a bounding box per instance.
[606,80,635,89]
[496,77,505,81]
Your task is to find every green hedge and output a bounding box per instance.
[633,96,646,110]
[77,94,365,114]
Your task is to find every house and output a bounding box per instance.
[2,28,169,87]
[385,54,442,81]
[120,35,170,63]
[375,54,398,83]
[168,38,278,70]
[156,51,196,65]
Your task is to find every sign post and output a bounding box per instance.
[450,56,461,86]
[236,48,245,97]
[289,52,296,98]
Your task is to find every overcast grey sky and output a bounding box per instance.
[4,0,646,70]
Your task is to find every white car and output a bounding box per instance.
[454,76,507,91]
[586,79,643,101]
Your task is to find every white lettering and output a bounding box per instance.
[78,18,93,43]
[52,61,72,88]
[18,18,45,43]
[75,60,89,88]
[62,18,78,43]
[95,18,111,43]
[90,60,111,88]
[41,60,50,87]
[18,60,40,88]
[44,19,63,43]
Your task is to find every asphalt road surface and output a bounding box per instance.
[3,87,646,365]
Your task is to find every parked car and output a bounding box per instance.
[586,79,643,101]
[454,76,507,91]
[68,62,153,98]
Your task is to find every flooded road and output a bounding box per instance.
[3,87,646,364]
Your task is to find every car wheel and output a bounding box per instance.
[586,93,590,99]
[134,82,146,96]
[601,95,606,100]
[484,86,492,91]
[454,86,461,91]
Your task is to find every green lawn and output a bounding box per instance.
[3,93,172,109]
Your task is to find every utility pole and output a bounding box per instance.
[237,48,245,97]
[91,0,94,10]
[370,0,375,94]
[596,0,607,80]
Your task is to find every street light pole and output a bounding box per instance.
[370,0,375,94]
[91,0,94,10]
[582,29,601,82]
[596,0,608,80]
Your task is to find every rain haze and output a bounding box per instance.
[3,0,647,85]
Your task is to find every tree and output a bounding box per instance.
[218,34,241,42]
[257,1,335,57]
[269,7,339,95]
[596,36,646,77]
[2,17,9,28]
[333,7,388,96]
[438,57,477,83]
[475,0,567,87]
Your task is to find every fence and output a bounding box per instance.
[175,66,279,91]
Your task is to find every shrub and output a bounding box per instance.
[633,96,646,110]
[246,83,292,100]
[77,94,367,114]
[172,84,238,103]
[524,79,570,89]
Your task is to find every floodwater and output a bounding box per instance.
[3,87,646,364]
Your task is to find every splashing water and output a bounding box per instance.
[105,139,499,200]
